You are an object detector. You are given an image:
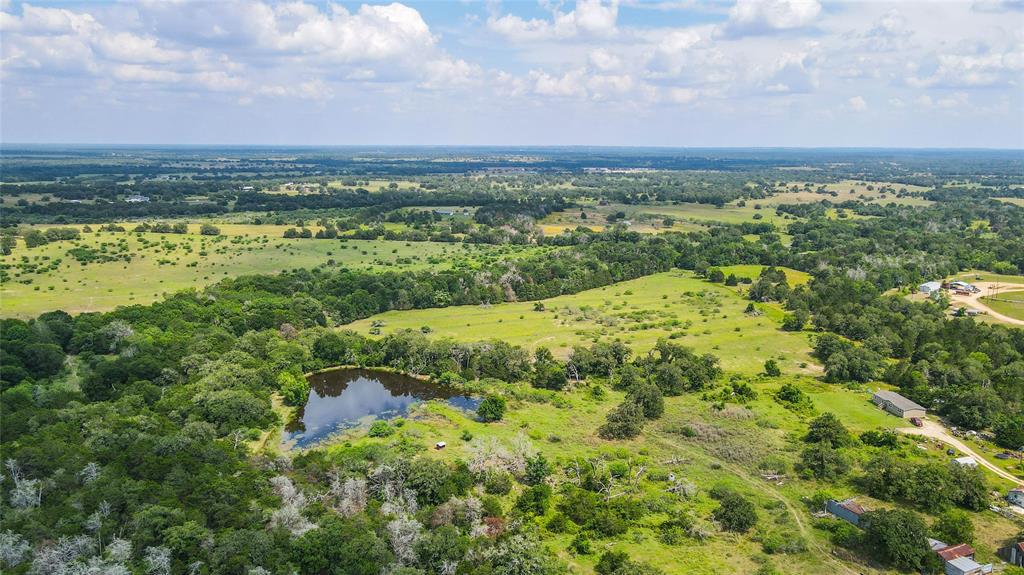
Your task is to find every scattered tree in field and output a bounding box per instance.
[477,396,507,422]
[799,442,850,480]
[763,359,781,377]
[713,491,757,533]
[805,413,853,447]
[627,380,665,419]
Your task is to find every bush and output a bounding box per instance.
[713,491,757,533]
[368,420,393,437]
[763,359,781,377]
[524,453,551,486]
[484,471,513,495]
[477,396,507,422]
[514,484,552,515]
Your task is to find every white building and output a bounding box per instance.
[919,281,942,295]
[953,456,978,468]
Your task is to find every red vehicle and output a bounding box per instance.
[909,417,923,427]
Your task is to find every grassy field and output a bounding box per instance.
[0,232,535,317]
[995,197,1024,207]
[770,179,934,207]
[981,290,1024,321]
[298,368,1016,575]
[344,269,817,375]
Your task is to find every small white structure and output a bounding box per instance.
[1008,487,1024,507]
[435,441,447,450]
[125,194,150,203]
[953,456,978,468]
[919,281,942,295]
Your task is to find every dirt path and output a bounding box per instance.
[896,419,1023,486]
[948,281,1024,326]
[649,432,862,575]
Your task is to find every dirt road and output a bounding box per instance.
[896,419,1023,486]
[948,281,1024,326]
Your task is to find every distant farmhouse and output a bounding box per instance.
[872,390,927,419]
[919,280,942,296]
[124,194,150,203]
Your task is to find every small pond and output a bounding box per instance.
[282,368,478,449]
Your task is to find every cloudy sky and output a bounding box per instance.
[1,0,1022,146]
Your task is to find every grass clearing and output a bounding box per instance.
[344,270,816,375]
[1,232,535,317]
[980,290,1024,321]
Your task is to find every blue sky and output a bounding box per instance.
[1,0,1022,147]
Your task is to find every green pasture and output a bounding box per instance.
[981,290,1024,321]
[0,232,533,317]
[344,270,816,375]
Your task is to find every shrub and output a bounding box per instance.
[713,491,757,533]
[368,420,393,437]
[477,396,507,422]
[484,471,513,496]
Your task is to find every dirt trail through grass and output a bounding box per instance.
[648,431,861,575]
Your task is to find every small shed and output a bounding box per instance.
[435,441,447,450]
[919,281,943,295]
[826,498,865,527]
[872,390,927,419]
[1007,541,1024,566]
[953,456,978,468]
[945,555,993,575]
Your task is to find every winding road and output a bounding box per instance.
[896,419,1023,487]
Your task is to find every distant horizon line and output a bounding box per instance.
[2,143,1023,152]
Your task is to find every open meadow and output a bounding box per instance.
[345,268,816,375]
[0,231,537,317]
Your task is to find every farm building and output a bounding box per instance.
[1008,487,1024,507]
[919,281,943,295]
[945,556,993,575]
[124,194,150,203]
[1007,541,1024,566]
[871,390,927,418]
[933,542,993,575]
[825,498,865,527]
[953,456,978,468]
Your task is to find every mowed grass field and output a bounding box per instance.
[1,232,534,317]
[981,290,1024,321]
[344,269,816,375]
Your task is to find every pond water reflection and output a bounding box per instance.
[282,368,477,448]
